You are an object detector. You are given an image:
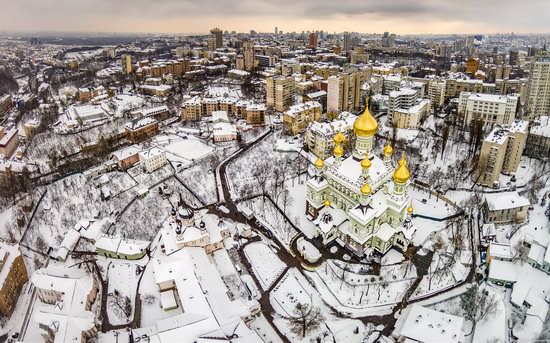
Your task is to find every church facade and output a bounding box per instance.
[305,105,416,257]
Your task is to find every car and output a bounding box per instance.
[265,230,274,239]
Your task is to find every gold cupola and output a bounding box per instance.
[383,142,393,156]
[314,158,325,169]
[333,144,344,158]
[407,204,414,214]
[360,182,372,196]
[333,131,346,145]
[360,157,371,170]
[353,104,378,137]
[393,152,411,184]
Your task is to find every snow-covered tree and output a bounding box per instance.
[287,302,325,338]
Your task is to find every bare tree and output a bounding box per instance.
[460,284,499,335]
[287,302,325,338]
[512,240,529,264]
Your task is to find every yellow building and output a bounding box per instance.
[475,120,528,187]
[266,76,295,112]
[0,243,28,318]
[283,101,322,135]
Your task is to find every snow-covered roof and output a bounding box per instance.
[0,243,22,289]
[484,192,530,211]
[395,305,464,343]
[488,259,517,282]
[31,266,96,342]
[488,242,513,260]
[111,144,142,160]
[511,279,530,307]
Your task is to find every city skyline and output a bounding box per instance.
[1,0,550,35]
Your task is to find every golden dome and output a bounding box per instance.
[360,182,372,196]
[334,144,344,158]
[314,158,325,169]
[333,132,346,145]
[361,157,371,169]
[353,105,378,137]
[407,205,414,214]
[393,153,411,184]
[324,199,331,207]
[383,142,393,156]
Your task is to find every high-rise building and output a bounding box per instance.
[327,73,361,114]
[343,32,352,52]
[242,41,255,71]
[275,27,278,35]
[526,51,550,120]
[266,76,296,112]
[207,35,217,52]
[509,50,520,65]
[122,54,132,75]
[210,28,223,49]
[475,120,528,187]
[308,32,318,49]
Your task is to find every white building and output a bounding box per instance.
[393,304,465,343]
[458,92,518,129]
[139,147,167,173]
[212,110,238,142]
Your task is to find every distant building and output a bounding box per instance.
[0,243,28,318]
[483,192,530,224]
[121,54,133,74]
[475,120,528,187]
[458,92,518,130]
[343,32,352,52]
[139,147,167,173]
[242,41,256,71]
[308,32,318,49]
[283,101,322,135]
[210,27,223,49]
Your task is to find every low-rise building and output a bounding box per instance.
[212,111,238,142]
[95,235,150,260]
[31,266,98,343]
[124,117,159,143]
[0,243,28,318]
[283,101,322,135]
[110,145,142,170]
[483,191,530,224]
[393,304,465,343]
[139,148,167,173]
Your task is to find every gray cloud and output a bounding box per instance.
[1,0,549,33]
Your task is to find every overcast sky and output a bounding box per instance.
[1,0,549,34]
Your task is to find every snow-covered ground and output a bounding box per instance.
[243,242,286,290]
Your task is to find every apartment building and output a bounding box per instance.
[266,76,295,112]
[0,94,13,117]
[180,97,265,124]
[525,115,550,158]
[525,51,550,120]
[458,92,518,130]
[387,88,431,129]
[283,101,322,135]
[121,54,132,74]
[124,117,159,143]
[0,243,28,317]
[306,112,357,159]
[475,120,529,187]
[139,148,168,173]
[327,73,361,114]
